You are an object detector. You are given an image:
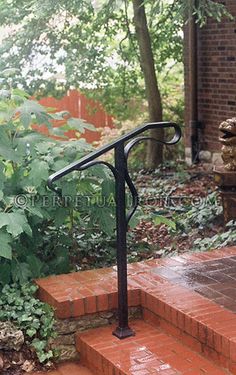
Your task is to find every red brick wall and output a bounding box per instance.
[184,0,236,153]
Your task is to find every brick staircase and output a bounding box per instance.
[77,320,227,375]
[34,247,236,375]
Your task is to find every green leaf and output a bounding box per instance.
[49,127,67,138]
[11,261,32,283]
[14,132,47,157]
[48,248,70,274]
[50,111,70,120]
[0,231,12,260]
[35,142,52,154]
[26,328,37,337]
[129,212,141,229]
[26,255,43,278]
[32,338,47,351]
[90,165,111,180]
[52,159,68,171]
[28,160,49,187]
[25,205,44,219]
[0,127,19,161]
[0,212,32,237]
[0,262,11,285]
[66,117,96,133]
[61,180,78,197]
[153,214,176,230]
[102,178,115,197]
[16,100,50,128]
[12,88,29,99]
[53,208,69,227]
[0,162,5,191]
[20,112,31,128]
[92,207,115,236]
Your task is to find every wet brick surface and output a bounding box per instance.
[152,255,236,313]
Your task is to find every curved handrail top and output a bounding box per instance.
[47,121,181,190]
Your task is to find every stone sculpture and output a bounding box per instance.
[219,117,236,171]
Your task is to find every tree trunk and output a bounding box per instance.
[132,0,163,169]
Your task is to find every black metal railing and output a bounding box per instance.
[47,122,181,339]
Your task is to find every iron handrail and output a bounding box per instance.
[47,121,181,339]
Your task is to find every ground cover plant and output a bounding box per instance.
[129,164,226,259]
[0,283,56,374]
[69,162,231,271]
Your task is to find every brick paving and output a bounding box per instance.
[36,246,236,374]
[77,320,228,375]
[151,255,236,313]
[36,246,236,319]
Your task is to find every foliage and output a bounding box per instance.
[153,214,176,230]
[193,220,236,252]
[0,0,183,120]
[0,0,230,118]
[177,191,223,231]
[177,0,234,27]
[0,283,56,363]
[61,164,235,265]
[0,0,229,169]
[161,64,184,125]
[125,168,228,259]
[71,230,116,270]
[0,75,116,286]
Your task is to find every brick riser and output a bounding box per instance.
[141,289,236,374]
[74,286,236,374]
[76,320,228,375]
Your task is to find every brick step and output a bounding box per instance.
[76,320,228,375]
[35,248,236,373]
[29,361,96,375]
[36,248,236,320]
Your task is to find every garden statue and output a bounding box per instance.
[219,117,236,170]
[214,117,236,224]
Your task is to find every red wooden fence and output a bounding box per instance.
[35,89,113,143]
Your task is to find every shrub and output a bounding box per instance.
[0,73,115,286]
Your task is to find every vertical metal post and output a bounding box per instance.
[113,143,135,339]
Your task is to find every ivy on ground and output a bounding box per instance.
[0,283,56,363]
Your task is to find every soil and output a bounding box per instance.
[0,345,52,375]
